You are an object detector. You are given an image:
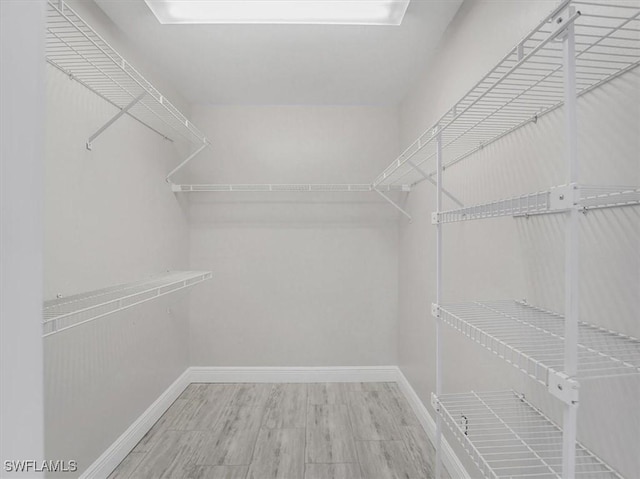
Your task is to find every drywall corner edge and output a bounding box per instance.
[78,369,191,479]
[396,369,470,479]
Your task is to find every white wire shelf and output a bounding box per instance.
[438,300,640,384]
[433,390,622,479]
[46,1,208,148]
[43,271,212,336]
[374,0,640,187]
[171,183,410,193]
[435,185,640,223]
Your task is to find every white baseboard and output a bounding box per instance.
[188,365,399,383]
[395,368,470,479]
[79,369,191,479]
[82,365,466,479]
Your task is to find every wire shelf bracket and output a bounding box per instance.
[407,159,464,208]
[86,92,146,150]
[373,187,413,222]
[166,142,209,183]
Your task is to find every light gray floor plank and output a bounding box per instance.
[401,426,435,478]
[343,382,390,392]
[192,406,264,465]
[165,400,209,430]
[170,386,237,431]
[365,387,420,428]
[306,426,357,464]
[133,430,207,479]
[246,428,305,479]
[347,392,402,441]
[229,383,273,408]
[306,404,351,429]
[263,384,308,429]
[401,426,450,479]
[184,465,249,479]
[356,440,423,479]
[107,452,146,479]
[200,384,239,402]
[307,383,350,405]
[133,399,189,453]
[180,384,213,402]
[304,463,362,479]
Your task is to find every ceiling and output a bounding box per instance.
[94,0,463,105]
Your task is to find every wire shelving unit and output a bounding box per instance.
[432,390,622,479]
[399,1,640,478]
[45,0,209,170]
[42,271,212,336]
[373,1,640,189]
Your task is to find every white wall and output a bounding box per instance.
[186,105,401,367]
[0,1,46,476]
[397,1,640,477]
[43,1,194,476]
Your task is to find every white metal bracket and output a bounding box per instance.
[550,183,579,211]
[86,92,146,150]
[552,6,581,42]
[549,371,580,405]
[374,187,413,222]
[431,393,440,412]
[431,212,440,225]
[407,160,464,208]
[431,303,440,318]
[166,141,209,183]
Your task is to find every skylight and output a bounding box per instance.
[144,0,411,25]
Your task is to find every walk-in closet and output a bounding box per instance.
[1,0,638,478]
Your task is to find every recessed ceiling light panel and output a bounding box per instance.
[144,0,411,25]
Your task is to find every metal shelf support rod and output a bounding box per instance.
[166,142,208,182]
[562,7,579,478]
[373,188,412,222]
[86,92,145,150]
[435,126,443,479]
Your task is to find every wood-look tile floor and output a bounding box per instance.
[109,382,446,479]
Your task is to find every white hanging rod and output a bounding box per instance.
[171,183,410,193]
[374,1,640,188]
[43,271,212,336]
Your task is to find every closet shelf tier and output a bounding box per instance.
[437,300,640,385]
[43,271,212,336]
[46,1,208,148]
[373,0,640,188]
[435,185,639,223]
[433,390,622,479]
[172,183,410,193]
